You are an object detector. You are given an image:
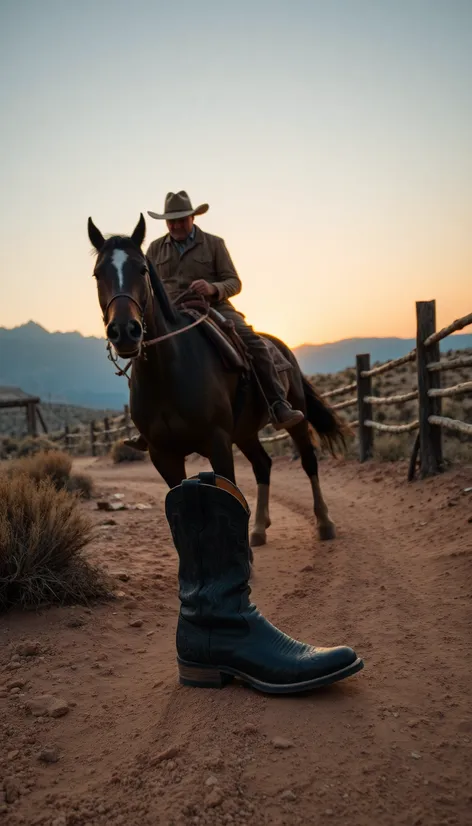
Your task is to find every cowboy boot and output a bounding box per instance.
[251,366,304,432]
[250,370,304,432]
[270,400,305,431]
[123,434,149,451]
[165,471,364,694]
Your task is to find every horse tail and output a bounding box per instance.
[258,331,352,458]
[301,374,352,457]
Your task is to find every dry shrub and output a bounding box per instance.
[111,440,146,463]
[0,474,111,611]
[374,433,412,462]
[65,472,94,499]
[6,450,94,499]
[15,435,60,457]
[444,439,472,464]
[0,436,20,459]
[8,450,72,490]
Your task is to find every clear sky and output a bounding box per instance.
[0,0,471,348]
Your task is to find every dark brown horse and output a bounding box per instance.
[88,214,348,547]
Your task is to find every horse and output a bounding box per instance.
[87,213,349,548]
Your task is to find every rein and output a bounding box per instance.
[141,298,209,349]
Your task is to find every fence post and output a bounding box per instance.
[103,417,110,451]
[356,354,373,462]
[64,424,71,452]
[26,402,38,437]
[123,404,132,439]
[416,300,443,477]
[36,406,48,434]
[90,420,96,457]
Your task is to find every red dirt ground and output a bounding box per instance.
[1,454,471,826]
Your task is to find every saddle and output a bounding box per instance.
[177,297,292,376]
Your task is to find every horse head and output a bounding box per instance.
[88,214,180,359]
[88,214,153,358]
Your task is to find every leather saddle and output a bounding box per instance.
[177,298,292,376]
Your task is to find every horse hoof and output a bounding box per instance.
[250,531,267,547]
[318,522,336,541]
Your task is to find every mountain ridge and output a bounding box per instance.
[1,321,471,410]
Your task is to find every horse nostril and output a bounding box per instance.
[106,321,120,343]
[127,320,143,342]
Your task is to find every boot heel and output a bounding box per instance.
[178,659,233,689]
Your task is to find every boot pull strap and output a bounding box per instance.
[196,472,217,486]
[186,473,250,514]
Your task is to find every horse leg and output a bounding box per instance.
[148,448,186,488]
[291,422,336,541]
[238,438,272,547]
[208,428,236,484]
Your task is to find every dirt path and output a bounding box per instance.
[1,455,471,826]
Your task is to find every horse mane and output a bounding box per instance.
[145,257,179,325]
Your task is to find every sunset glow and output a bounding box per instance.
[1,1,470,348]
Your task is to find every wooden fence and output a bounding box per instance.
[50,405,137,456]
[323,300,472,479]
[49,298,471,479]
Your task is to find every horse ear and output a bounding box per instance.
[88,217,105,252]
[131,213,146,248]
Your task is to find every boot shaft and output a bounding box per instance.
[165,472,252,623]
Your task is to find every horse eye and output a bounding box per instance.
[140,266,147,276]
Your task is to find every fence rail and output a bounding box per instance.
[428,415,472,437]
[428,380,472,399]
[331,396,357,410]
[322,382,357,398]
[360,349,416,378]
[427,354,472,372]
[364,419,419,434]
[423,312,472,347]
[364,390,418,405]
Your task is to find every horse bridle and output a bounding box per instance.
[98,256,210,381]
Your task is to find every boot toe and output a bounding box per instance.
[272,409,305,431]
[308,645,358,678]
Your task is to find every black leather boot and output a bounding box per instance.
[165,472,364,694]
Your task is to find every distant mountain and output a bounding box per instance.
[0,322,127,410]
[1,322,471,409]
[293,335,472,375]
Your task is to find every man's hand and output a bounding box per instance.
[190,279,218,297]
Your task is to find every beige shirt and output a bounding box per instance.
[146,225,242,305]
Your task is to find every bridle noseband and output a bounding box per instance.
[102,292,148,327]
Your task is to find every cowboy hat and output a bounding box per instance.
[147,191,209,220]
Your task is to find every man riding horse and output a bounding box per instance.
[125,190,304,451]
